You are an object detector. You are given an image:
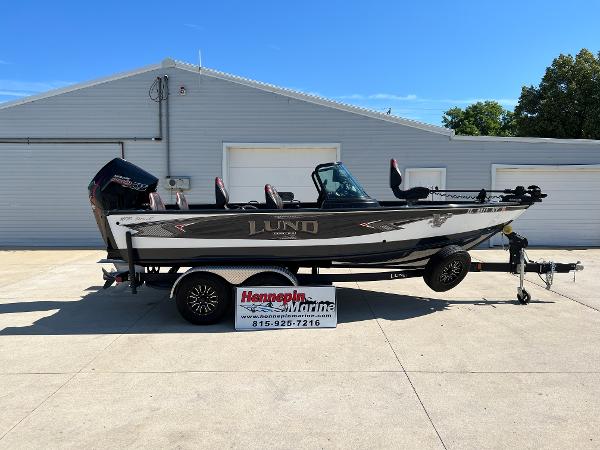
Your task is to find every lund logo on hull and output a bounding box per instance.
[248,220,319,236]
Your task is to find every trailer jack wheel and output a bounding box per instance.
[517,288,531,305]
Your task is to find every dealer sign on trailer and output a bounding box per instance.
[235,286,337,330]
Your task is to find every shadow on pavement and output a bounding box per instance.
[0,285,552,336]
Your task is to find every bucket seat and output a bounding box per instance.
[264,184,284,209]
[176,191,189,210]
[149,192,166,211]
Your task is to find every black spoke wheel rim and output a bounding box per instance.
[187,284,220,316]
[438,260,464,285]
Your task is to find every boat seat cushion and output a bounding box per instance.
[390,158,403,187]
[389,158,430,201]
[215,177,229,209]
[265,184,284,209]
[176,191,189,210]
[149,192,166,211]
[393,186,431,201]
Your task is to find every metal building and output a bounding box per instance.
[1,58,599,247]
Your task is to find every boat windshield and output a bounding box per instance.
[315,163,370,199]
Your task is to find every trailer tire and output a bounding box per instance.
[424,245,471,292]
[175,273,231,325]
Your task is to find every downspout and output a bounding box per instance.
[157,76,163,142]
[163,75,171,177]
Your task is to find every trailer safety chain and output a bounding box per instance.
[534,260,556,290]
[546,261,556,289]
[526,249,555,290]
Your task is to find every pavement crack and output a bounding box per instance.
[356,281,448,450]
[0,372,78,442]
[0,293,166,442]
[524,278,600,313]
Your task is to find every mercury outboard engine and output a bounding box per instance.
[88,158,158,254]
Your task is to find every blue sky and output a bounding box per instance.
[1,0,599,125]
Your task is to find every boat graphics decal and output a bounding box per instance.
[248,219,319,237]
[123,210,440,241]
[428,213,453,228]
[107,204,528,252]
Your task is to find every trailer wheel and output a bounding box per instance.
[424,245,471,292]
[175,273,231,325]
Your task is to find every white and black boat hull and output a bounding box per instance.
[105,204,528,267]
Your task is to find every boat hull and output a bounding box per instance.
[106,204,529,267]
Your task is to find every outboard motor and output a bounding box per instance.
[88,158,158,253]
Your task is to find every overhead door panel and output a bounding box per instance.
[226,146,338,202]
[493,166,600,246]
[0,144,121,246]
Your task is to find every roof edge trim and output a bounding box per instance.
[0,62,162,110]
[172,60,452,136]
[453,134,600,145]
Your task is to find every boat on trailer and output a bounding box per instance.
[90,158,582,325]
[90,158,543,268]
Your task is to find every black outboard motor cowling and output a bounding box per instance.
[88,158,158,251]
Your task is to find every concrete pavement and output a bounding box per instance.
[1,249,599,449]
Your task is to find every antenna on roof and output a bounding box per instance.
[198,49,202,68]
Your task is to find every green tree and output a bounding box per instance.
[442,101,516,136]
[514,49,600,139]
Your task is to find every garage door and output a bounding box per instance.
[0,144,121,246]
[492,165,600,246]
[224,145,339,202]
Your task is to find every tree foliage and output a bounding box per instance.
[514,49,600,139]
[442,101,516,136]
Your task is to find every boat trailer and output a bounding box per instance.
[102,228,583,318]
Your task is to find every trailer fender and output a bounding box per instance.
[169,266,298,299]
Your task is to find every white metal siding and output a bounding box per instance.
[1,65,600,246]
[225,145,338,202]
[0,144,120,246]
[493,166,600,246]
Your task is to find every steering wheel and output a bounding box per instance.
[335,180,354,197]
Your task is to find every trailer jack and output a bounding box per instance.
[469,226,583,304]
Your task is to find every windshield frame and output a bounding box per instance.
[312,162,371,200]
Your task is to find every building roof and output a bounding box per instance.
[0,57,453,136]
[2,57,599,144]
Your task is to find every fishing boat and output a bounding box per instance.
[89,158,544,268]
